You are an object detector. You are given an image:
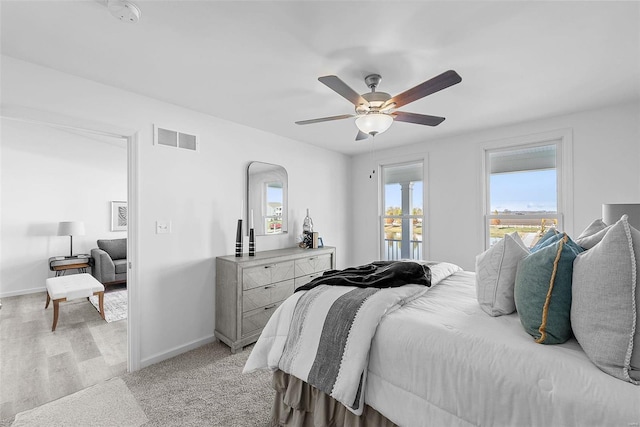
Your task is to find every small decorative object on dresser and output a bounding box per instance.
[249,228,255,256]
[303,208,313,233]
[249,209,255,256]
[215,246,336,353]
[235,219,243,257]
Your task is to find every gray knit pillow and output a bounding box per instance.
[571,215,640,383]
[575,218,611,250]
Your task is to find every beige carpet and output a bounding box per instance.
[9,341,273,427]
[122,341,273,426]
[11,377,147,427]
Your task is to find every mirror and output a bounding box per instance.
[247,162,288,236]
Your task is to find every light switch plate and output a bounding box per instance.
[156,220,171,234]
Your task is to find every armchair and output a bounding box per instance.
[91,238,127,286]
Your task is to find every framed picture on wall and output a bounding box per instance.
[111,201,128,231]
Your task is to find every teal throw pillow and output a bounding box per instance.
[514,233,583,344]
[530,228,561,252]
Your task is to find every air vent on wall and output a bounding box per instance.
[153,125,198,151]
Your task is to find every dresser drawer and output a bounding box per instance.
[242,302,282,336]
[294,272,325,289]
[243,260,295,290]
[243,279,293,312]
[294,253,333,277]
[216,246,335,353]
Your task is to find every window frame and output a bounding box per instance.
[480,129,573,251]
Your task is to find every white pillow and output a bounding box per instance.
[475,233,530,316]
[575,218,612,249]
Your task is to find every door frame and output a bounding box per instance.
[1,108,141,371]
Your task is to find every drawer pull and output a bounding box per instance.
[264,264,277,269]
[308,257,317,261]
[264,285,275,289]
[264,304,277,310]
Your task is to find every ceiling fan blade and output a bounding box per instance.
[355,130,369,141]
[295,114,354,125]
[386,70,462,109]
[318,75,368,107]
[393,111,446,126]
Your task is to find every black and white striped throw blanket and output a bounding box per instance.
[244,261,463,415]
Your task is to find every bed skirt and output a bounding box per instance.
[270,370,397,427]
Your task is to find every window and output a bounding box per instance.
[381,161,424,260]
[264,182,283,234]
[485,139,568,249]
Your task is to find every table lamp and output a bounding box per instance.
[602,204,640,229]
[58,221,85,257]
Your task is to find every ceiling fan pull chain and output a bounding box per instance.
[369,135,376,179]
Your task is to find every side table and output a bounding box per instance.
[49,255,92,277]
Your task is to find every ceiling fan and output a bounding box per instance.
[295,70,462,140]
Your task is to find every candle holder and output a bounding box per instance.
[249,228,255,256]
[235,219,243,257]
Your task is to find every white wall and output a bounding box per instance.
[0,56,352,367]
[1,119,127,296]
[350,101,640,271]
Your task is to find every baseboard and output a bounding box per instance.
[0,286,46,298]
[140,334,217,369]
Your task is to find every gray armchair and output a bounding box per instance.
[91,238,127,286]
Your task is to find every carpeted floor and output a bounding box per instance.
[11,378,148,427]
[8,341,274,427]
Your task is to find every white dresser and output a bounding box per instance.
[215,246,336,353]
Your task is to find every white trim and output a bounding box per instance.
[127,132,141,372]
[0,286,46,298]
[424,153,431,261]
[140,335,217,369]
[479,128,573,251]
[0,106,132,140]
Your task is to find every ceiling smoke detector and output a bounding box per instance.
[107,0,141,23]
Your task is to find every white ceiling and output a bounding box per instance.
[1,1,639,155]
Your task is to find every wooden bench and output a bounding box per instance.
[45,273,105,331]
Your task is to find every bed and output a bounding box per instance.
[244,216,640,427]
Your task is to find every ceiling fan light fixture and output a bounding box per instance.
[380,102,396,112]
[356,113,393,136]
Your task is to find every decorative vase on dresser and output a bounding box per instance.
[215,246,336,353]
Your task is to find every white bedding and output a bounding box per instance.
[245,266,640,426]
[244,261,462,415]
[367,271,640,426]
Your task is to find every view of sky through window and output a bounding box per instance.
[490,169,557,213]
[385,182,423,212]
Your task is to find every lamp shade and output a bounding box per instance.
[602,204,640,229]
[355,113,393,136]
[58,221,85,236]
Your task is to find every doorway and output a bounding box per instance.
[0,110,139,419]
